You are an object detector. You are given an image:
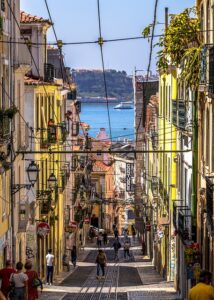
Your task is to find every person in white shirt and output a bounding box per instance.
[46,249,54,285]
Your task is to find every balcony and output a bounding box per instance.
[205,176,214,228]
[0,115,10,143]
[171,99,187,130]
[208,46,214,94]
[173,201,191,243]
[40,200,51,215]
[151,176,159,196]
[199,45,207,86]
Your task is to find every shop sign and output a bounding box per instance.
[37,222,50,237]
[126,163,134,192]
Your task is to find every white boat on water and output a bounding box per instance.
[114,101,133,109]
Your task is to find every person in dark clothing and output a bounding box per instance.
[114,228,119,238]
[112,238,121,260]
[95,250,107,279]
[0,260,16,298]
[71,246,77,268]
[102,232,108,246]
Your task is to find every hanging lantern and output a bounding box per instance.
[47,172,57,190]
[26,161,39,186]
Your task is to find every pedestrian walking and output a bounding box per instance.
[0,260,16,298]
[114,227,119,238]
[46,249,54,285]
[123,240,131,259]
[102,231,108,246]
[71,246,77,268]
[188,270,214,300]
[97,233,102,248]
[24,261,42,300]
[131,225,136,240]
[9,262,28,300]
[112,238,121,260]
[95,250,107,279]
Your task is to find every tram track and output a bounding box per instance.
[62,246,127,300]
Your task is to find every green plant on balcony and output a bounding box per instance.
[5,106,18,119]
[142,7,201,89]
[0,106,18,120]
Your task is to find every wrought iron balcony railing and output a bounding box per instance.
[171,99,187,130]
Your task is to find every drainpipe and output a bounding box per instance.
[191,90,198,239]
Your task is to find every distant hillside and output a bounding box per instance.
[73,69,133,100]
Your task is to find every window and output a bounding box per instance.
[207,1,210,43]
[166,85,168,119]
[169,86,171,120]
[36,95,40,130]
[201,4,204,41]
[206,107,210,166]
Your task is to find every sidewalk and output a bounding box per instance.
[129,246,181,300]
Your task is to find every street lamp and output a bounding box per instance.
[26,161,39,186]
[47,172,57,191]
[12,161,40,195]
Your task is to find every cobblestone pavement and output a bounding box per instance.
[39,237,181,300]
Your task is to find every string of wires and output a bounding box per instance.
[96,0,112,141]
[0,28,213,46]
[43,0,87,139]
[135,0,159,144]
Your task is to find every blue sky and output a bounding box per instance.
[20,0,195,75]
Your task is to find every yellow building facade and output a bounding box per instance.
[157,69,177,281]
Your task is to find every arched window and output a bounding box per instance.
[207,0,210,43]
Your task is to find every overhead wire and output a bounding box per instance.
[0,28,212,46]
[43,0,87,139]
[135,0,159,144]
[96,0,112,141]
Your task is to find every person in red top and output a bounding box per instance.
[24,261,42,300]
[0,260,16,297]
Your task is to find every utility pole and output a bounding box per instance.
[165,7,169,29]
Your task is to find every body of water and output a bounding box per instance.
[80,102,134,141]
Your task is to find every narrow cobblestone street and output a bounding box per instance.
[39,238,180,300]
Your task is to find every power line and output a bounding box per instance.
[97,0,112,141]
[135,0,159,144]
[0,29,213,46]
[17,149,192,155]
[43,0,87,138]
